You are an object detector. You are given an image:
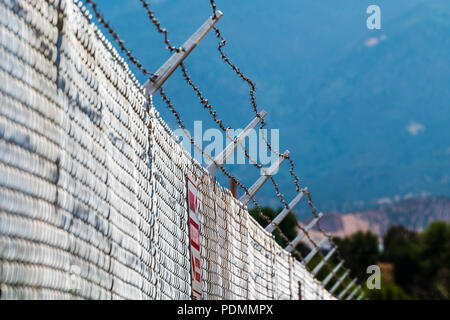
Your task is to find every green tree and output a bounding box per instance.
[364,276,411,300]
[334,231,380,280]
[381,225,421,296]
[248,206,312,261]
[418,221,450,299]
[249,206,298,248]
[379,222,450,299]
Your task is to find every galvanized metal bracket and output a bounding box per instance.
[207,111,267,176]
[285,212,324,253]
[346,285,360,300]
[265,191,305,233]
[322,260,344,287]
[338,278,357,299]
[329,270,349,295]
[312,247,336,276]
[144,11,223,96]
[239,150,290,205]
[301,237,328,266]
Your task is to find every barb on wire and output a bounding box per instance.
[209,0,217,18]
[157,87,307,261]
[212,26,263,123]
[260,128,302,192]
[139,0,183,53]
[85,0,155,77]
[180,63,230,132]
[143,0,357,294]
[208,0,303,193]
[138,0,229,132]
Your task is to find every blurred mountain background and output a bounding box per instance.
[95,0,450,218]
[304,197,450,243]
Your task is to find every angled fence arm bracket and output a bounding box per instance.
[238,150,290,205]
[144,10,223,96]
[346,285,361,300]
[285,212,324,253]
[312,247,336,276]
[301,237,328,266]
[322,260,344,287]
[265,191,305,233]
[329,270,350,295]
[207,111,267,176]
[338,278,357,299]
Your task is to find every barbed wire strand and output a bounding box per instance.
[210,15,303,193]
[157,87,308,262]
[85,0,156,77]
[136,0,303,207]
[159,84,336,278]
[144,0,347,287]
[208,0,352,284]
[139,0,184,53]
[125,0,356,295]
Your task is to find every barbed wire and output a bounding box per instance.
[211,26,263,123]
[260,129,302,192]
[178,64,319,263]
[141,0,346,286]
[87,0,359,297]
[303,188,349,271]
[135,0,304,220]
[209,0,217,18]
[171,101,334,275]
[228,131,334,269]
[85,0,156,77]
[139,0,183,53]
[135,0,304,210]
[228,133,330,260]
[85,0,302,263]
[209,5,303,194]
[295,188,354,287]
[157,87,307,262]
[208,0,352,284]
[179,63,230,132]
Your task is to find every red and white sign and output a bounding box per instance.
[187,175,202,299]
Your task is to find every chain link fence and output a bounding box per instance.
[0,0,335,300]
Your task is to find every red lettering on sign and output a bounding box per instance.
[188,189,197,213]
